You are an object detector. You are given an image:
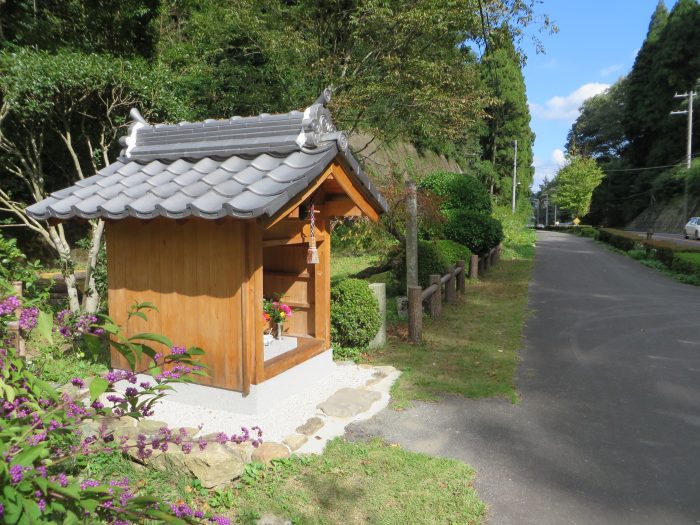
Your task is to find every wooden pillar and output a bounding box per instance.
[244,222,263,394]
[314,217,332,349]
[445,264,456,303]
[470,254,479,280]
[456,260,466,294]
[429,275,442,318]
[408,285,422,344]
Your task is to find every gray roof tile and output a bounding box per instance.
[25,95,388,221]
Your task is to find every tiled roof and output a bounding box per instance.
[26,91,387,221]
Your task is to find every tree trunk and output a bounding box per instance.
[48,224,80,312]
[82,219,105,314]
[405,175,418,294]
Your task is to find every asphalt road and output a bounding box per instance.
[347,231,700,525]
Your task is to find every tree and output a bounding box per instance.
[480,24,534,199]
[0,49,189,312]
[566,78,628,161]
[553,157,605,219]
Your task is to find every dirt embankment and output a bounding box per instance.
[349,133,463,178]
[626,195,700,232]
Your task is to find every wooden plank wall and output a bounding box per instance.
[106,218,247,391]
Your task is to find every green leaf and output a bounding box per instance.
[129,332,173,348]
[3,383,15,402]
[12,446,43,466]
[130,310,148,321]
[89,377,109,402]
[35,310,53,343]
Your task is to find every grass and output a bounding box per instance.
[228,438,486,525]
[369,255,533,408]
[330,253,381,280]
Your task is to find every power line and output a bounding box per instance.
[602,163,681,172]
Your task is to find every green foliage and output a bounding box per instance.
[479,25,535,197]
[672,252,700,277]
[0,233,49,304]
[597,228,640,251]
[419,171,492,214]
[493,201,536,260]
[443,209,504,255]
[331,217,397,256]
[330,278,380,348]
[553,157,605,219]
[394,239,471,288]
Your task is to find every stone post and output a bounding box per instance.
[369,283,386,349]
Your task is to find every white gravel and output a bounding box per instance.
[142,362,376,443]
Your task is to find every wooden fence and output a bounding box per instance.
[408,244,501,344]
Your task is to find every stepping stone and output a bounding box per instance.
[252,442,290,464]
[137,420,169,435]
[296,416,324,436]
[257,513,291,525]
[317,388,381,418]
[283,433,308,451]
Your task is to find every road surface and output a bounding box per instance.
[348,231,700,525]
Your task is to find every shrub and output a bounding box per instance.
[443,209,504,254]
[393,240,471,288]
[672,252,700,277]
[0,299,247,524]
[597,228,639,251]
[330,278,380,348]
[419,172,492,214]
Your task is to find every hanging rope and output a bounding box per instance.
[307,200,319,264]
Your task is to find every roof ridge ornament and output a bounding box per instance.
[314,86,332,106]
[120,108,150,158]
[297,88,338,149]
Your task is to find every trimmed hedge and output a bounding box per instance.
[330,278,380,348]
[443,209,503,255]
[418,172,491,214]
[394,239,472,288]
[672,252,700,277]
[544,225,597,238]
[598,228,700,269]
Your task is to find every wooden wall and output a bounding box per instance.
[106,217,257,392]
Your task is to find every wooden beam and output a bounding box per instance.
[262,337,326,381]
[264,164,335,230]
[314,218,331,347]
[326,164,380,222]
[319,199,363,217]
[244,220,264,391]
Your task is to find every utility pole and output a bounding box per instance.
[671,90,696,220]
[511,140,518,214]
[543,193,549,226]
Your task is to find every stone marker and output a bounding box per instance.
[283,433,308,451]
[251,442,290,464]
[296,417,324,436]
[317,388,382,418]
[369,282,387,348]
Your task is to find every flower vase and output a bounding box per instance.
[274,323,284,340]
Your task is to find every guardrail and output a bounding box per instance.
[408,244,501,344]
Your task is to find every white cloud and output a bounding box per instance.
[532,149,568,190]
[529,83,610,121]
[599,64,623,77]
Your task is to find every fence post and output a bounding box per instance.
[470,254,479,280]
[456,260,466,294]
[489,248,495,267]
[496,243,502,264]
[483,252,490,272]
[429,275,442,318]
[445,265,456,303]
[408,285,423,344]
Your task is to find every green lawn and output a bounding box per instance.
[228,439,486,525]
[330,253,381,280]
[370,257,533,408]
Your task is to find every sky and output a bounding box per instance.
[522,0,678,191]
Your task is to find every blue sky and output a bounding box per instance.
[523,0,677,190]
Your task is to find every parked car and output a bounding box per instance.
[684,217,700,239]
